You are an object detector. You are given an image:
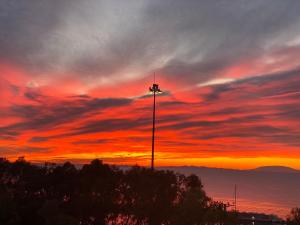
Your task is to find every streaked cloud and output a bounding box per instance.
[197,78,236,87]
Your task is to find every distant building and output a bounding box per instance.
[238,212,286,225]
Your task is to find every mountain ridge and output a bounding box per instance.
[252,166,300,173]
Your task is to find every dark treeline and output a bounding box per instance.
[0,158,299,225]
[287,208,300,225]
[0,157,237,225]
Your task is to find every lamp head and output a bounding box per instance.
[150,83,162,93]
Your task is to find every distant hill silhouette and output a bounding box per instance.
[159,166,300,218]
[253,166,300,173]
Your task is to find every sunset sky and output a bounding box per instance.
[1,0,300,169]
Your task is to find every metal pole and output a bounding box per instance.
[234,184,237,212]
[151,90,156,170]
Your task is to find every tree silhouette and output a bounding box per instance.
[0,158,242,225]
[287,208,300,225]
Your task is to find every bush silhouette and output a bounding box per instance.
[0,158,238,225]
[287,208,300,225]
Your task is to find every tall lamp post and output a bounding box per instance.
[149,81,162,170]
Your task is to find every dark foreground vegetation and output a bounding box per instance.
[0,158,299,225]
[0,157,236,225]
[287,208,300,225]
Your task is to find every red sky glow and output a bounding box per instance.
[1,0,300,169]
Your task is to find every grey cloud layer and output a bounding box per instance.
[1,0,300,84]
[0,146,51,155]
[0,95,132,139]
[0,69,299,149]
